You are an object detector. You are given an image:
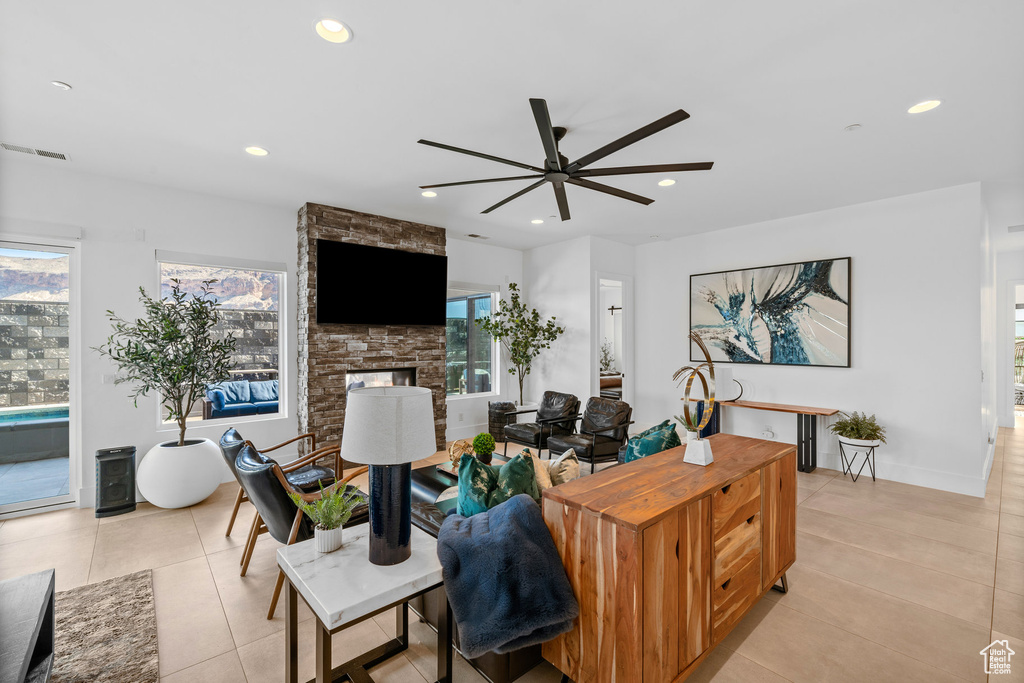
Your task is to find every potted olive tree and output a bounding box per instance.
[478,282,565,406]
[96,279,236,508]
[290,483,364,553]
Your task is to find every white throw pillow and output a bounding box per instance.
[519,449,553,491]
[548,449,580,486]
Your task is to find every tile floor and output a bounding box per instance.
[0,456,70,505]
[0,435,1021,682]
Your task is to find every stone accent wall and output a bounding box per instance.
[298,204,447,452]
[0,301,69,408]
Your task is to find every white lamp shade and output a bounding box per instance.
[340,386,437,465]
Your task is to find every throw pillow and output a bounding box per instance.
[547,449,580,486]
[624,421,681,463]
[489,453,541,507]
[209,380,250,404]
[250,379,279,402]
[457,456,499,518]
[519,448,553,491]
[207,389,227,412]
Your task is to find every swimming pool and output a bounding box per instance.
[0,405,70,425]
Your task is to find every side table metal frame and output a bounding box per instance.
[284,577,452,683]
[838,441,876,482]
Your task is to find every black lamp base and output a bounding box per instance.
[368,463,412,565]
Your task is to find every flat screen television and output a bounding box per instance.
[316,239,447,325]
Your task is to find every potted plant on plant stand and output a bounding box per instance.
[96,279,236,508]
[478,282,565,407]
[290,482,364,553]
[829,411,886,482]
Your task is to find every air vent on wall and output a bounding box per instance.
[465,234,490,240]
[1,142,69,161]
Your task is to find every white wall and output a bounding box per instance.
[635,183,988,496]
[0,158,299,507]
[444,237,523,441]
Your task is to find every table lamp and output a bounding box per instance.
[341,386,437,565]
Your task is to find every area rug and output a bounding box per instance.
[51,569,159,683]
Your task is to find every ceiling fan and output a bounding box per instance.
[417,99,714,221]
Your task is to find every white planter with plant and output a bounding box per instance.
[290,483,364,554]
[97,279,236,509]
[830,412,885,482]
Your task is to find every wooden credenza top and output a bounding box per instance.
[719,399,839,416]
[543,433,795,532]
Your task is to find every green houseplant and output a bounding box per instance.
[290,483,364,553]
[829,411,886,445]
[472,432,497,465]
[478,282,565,405]
[95,279,236,508]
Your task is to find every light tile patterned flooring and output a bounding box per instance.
[0,434,1021,682]
[0,456,70,505]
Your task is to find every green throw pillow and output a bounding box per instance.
[489,453,541,507]
[457,456,499,517]
[457,453,541,517]
[624,421,681,463]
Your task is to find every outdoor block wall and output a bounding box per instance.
[297,203,447,452]
[217,310,280,374]
[0,301,69,408]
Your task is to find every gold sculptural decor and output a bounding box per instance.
[672,331,716,465]
[447,439,473,468]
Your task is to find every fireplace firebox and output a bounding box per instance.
[346,368,416,393]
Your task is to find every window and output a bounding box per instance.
[446,289,495,396]
[158,260,284,423]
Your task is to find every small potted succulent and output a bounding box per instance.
[290,482,364,553]
[472,432,497,465]
[829,411,887,449]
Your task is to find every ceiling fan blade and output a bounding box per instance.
[568,109,691,171]
[420,174,544,189]
[530,98,562,171]
[573,162,714,177]
[417,139,545,173]
[481,179,548,214]
[566,177,654,205]
[553,182,571,221]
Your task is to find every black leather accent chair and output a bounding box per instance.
[502,391,580,457]
[235,442,369,619]
[547,397,633,473]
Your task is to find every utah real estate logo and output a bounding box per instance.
[980,639,1015,675]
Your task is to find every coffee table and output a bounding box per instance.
[277,523,452,683]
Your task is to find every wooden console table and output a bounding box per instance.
[541,434,796,683]
[718,400,838,473]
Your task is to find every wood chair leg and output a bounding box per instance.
[268,570,286,620]
[240,513,262,577]
[240,511,259,566]
[225,486,244,536]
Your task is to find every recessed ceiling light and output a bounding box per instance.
[50,81,72,91]
[658,179,676,187]
[531,219,544,224]
[315,18,352,43]
[421,191,437,198]
[244,146,269,156]
[908,100,941,114]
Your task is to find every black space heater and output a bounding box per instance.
[95,446,137,518]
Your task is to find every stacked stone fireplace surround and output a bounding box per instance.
[297,203,447,457]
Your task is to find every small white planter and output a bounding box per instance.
[137,438,223,509]
[837,436,881,449]
[683,430,713,466]
[314,526,344,553]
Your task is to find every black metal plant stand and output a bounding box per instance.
[839,441,876,482]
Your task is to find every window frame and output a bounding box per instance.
[445,281,500,401]
[154,251,288,431]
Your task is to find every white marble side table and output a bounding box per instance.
[277,523,451,683]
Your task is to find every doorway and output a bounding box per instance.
[0,242,75,514]
[594,275,633,408]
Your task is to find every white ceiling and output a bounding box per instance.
[2,0,1023,250]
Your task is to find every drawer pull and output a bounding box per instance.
[721,578,731,591]
[721,484,731,495]
[747,515,756,525]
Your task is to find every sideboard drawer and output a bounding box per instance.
[713,511,761,581]
[712,471,761,539]
[712,555,760,636]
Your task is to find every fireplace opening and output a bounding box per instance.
[345,368,416,393]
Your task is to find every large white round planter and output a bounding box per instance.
[137,438,223,508]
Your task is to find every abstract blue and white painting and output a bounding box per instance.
[690,258,850,367]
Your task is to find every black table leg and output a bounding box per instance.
[435,591,453,683]
[797,414,818,473]
[285,580,298,683]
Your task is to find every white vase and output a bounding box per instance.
[683,432,714,466]
[315,526,344,553]
[137,438,223,508]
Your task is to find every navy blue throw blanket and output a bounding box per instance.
[436,493,579,658]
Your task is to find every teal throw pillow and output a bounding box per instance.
[489,453,541,507]
[624,421,681,463]
[457,456,499,518]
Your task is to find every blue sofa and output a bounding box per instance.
[202,379,279,419]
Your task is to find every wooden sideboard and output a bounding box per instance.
[541,434,796,683]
